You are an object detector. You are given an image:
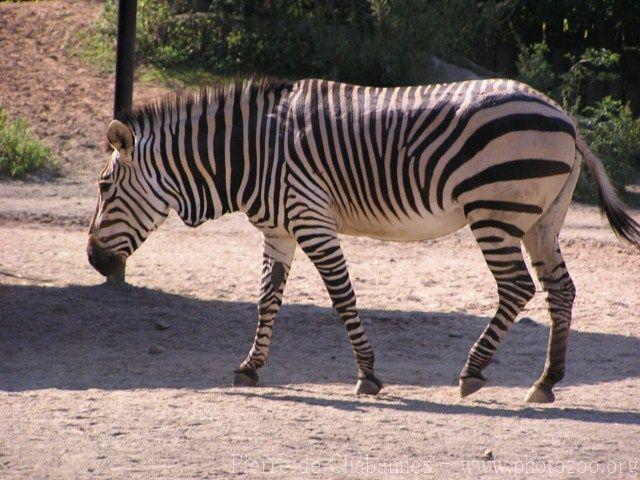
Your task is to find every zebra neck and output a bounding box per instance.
[135,84,290,228]
[204,87,290,227]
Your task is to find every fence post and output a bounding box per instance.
[113,0,137,120]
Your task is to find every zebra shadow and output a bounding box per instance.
[1,282,638,400]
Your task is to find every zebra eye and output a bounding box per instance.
[99,181,111,193]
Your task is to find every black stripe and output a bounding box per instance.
[470,219,525,237]
[243,87,259,210]
[212,94,229,212]
[169,106,198,223]
[481,246,522,255]
[255,90,280,224]
[476,235,504,243]
[157,108,185,212]
[229,88,244,211]
[453,159,572,200]
[183,100,207,221]
[196,94,217,218]
[463,200,543,216]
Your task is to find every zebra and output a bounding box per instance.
[87,78,640,403]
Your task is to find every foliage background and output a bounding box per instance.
[0,108,55,178]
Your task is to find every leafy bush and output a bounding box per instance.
[0,109,54,178]
[516,42,555,94]
[89,0,500,85]
[573,98,640,202]
[559,48,621,112]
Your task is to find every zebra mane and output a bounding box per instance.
[118,76,293,132]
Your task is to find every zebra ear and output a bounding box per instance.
[107,120,134,162]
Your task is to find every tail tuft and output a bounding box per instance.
[576,135,640,248]
[600,192,640,246]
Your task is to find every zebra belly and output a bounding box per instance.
[338,208,467,242]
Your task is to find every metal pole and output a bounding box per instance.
[113,0,137,120]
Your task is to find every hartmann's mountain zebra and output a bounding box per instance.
[88,78,640,403]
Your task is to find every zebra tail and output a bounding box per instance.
[575,134,640,248]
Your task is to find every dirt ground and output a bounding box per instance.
[1,2,639,479]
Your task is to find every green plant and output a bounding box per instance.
[560,48,620,111]
[516,41,556,93]
[84,0,500,86]
[573,97,640,202]
[74,0,117,72]
[0,108,55,178]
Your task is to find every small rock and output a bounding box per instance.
[154,319,171,331]
[482,449,493,461]
[148,344,164,354]
[448,333,463,338]
[519,317,536,326]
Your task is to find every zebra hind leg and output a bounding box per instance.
[459,225,536,397]
[522,228,575,403]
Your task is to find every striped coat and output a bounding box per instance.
[88,78,640,403]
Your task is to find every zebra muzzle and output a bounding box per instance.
[86,235,126,283]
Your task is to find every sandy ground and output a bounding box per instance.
[1,2,639,479]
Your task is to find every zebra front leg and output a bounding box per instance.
[295,229,382,395]
[460,230,536,397]
[233,235,297,387]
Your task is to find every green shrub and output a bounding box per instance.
[88,0,498,85]
[573,98,640,202]
[516,41,555,94]
[0,109,54,178]
[560,48,620,111]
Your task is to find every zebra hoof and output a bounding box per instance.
[524,385,555,403]
[354,376,383,396]
[459,375,486,398]
[233,369,259,387]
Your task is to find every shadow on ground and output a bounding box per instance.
[1,283,638,395]
[224,389,640,425]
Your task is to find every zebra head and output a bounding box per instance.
[87,119,170,282]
